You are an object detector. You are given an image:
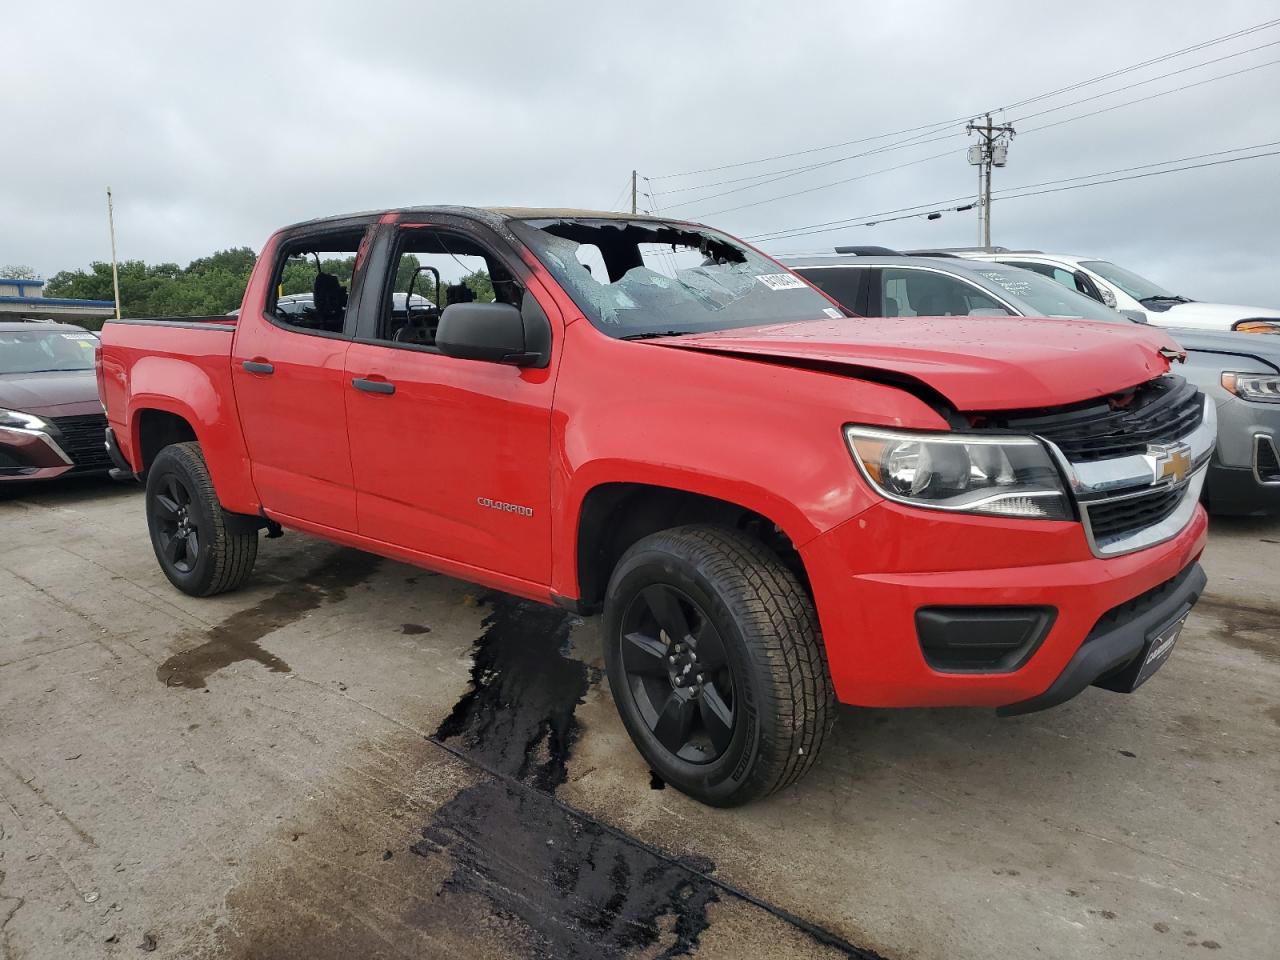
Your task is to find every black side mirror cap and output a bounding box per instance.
[436,300,550,367]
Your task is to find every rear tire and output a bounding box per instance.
[603,524,834,807]
[146,442,258,596]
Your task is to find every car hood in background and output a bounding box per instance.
[1164,327,1280,372]
[655,315,1181,411]
[0,369,102,418]
[1159,301,1280,326]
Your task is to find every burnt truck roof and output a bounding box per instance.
[279,206,686,233]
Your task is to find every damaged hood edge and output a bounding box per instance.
[650,316,1180,412]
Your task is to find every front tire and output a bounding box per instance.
[146,442,258,596]
[603,525,834,807]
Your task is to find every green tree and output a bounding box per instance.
[1,264,41,280]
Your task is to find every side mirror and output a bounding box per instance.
[436,300,550,367]
[1098,287,1117,308]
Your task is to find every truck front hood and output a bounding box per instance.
[658,315,1181,411]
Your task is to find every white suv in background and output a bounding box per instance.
[945,249,1280,335]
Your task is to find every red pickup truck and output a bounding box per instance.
[97,207,1214,806]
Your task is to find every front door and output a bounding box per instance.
[343,222,559,586]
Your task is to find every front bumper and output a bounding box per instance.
[801,497,1208,709]
[0,425,74,481]
[1205,460,1280,516]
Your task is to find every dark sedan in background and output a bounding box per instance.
[783,253,1280,517]
[0,320,112,481]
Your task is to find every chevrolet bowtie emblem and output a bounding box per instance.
[1149,442,1192,485]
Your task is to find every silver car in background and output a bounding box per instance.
[783,253,1280,517]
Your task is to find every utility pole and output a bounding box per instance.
[966,114,1014,248]
[106,187,122,320]
[630,170,638,215]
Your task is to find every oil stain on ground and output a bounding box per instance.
[156,549,381,689]
[1196,596,1279,665]
[417,596,721,959]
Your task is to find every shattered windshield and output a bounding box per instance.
[509,218,846,338]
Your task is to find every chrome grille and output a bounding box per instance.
[1082,482,1186,546]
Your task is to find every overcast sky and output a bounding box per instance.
[4,1,1278,306]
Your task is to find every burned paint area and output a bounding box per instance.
[420,595,721,958]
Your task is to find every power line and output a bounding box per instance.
[995,147,1280,202]
[1020,56,1280,134]
[642,15,1280,188]
[749,148,1280,244]
[690,147,963,219]
[994,140,1280,194]
[998,16,1280,113]
[682,55,1280,222]
[665,127,965,212]
[1012,37,1280,124]
[646,116,965,181]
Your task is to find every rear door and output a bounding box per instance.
[230,223,373,531]
[342,219,560,586]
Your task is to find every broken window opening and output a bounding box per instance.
[509,218,845,338]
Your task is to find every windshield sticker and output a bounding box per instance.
[822,307,843,319]
[754,273,807,291]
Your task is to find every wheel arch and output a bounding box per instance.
[565,480,813,612]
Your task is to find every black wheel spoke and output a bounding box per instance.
[640,585,692,644]
[622,631,670,676]
[650,692,695,754]
[693,619,728,670]
[183,530,199,567]
[162,532,183,565]
[699,682,735,754]
[154,493,180,519]
[166,477,184,507]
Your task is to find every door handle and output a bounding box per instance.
[242,359,274,375]
[351,377,395,395]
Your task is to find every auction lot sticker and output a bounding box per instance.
[755,273,808,291]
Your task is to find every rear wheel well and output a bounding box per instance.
[136,410,198,475]
[574,483,809,611]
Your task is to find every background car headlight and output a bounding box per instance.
[0,408,49,431]
[1232,320,1280,334]
[1221,372,1280,403]
[844,426,1071,519]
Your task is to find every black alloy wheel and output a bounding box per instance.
[619,584,737,764]
[152,473,201,574]
[145,442,258,597]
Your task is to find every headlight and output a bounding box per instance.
[1221,372,1280,403]
[1232,320,1280,334]
[0,408,49,431]
[844,426,1071,519]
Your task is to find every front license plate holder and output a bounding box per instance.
[1094,604,1191,694]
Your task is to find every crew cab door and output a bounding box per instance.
[342,220,559,587]
[230,223,373,531]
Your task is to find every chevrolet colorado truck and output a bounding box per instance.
[97,207,1214,806]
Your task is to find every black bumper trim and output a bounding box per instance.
[104,426,136,481]
[997,562,1207,717]
[1204,462,1280,517]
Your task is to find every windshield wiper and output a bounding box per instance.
[1139,295,1191,304]
[619,330,694,341]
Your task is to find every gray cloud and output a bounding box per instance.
[3,0,1277,306]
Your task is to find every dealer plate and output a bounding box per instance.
[1133,612,1188,689]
